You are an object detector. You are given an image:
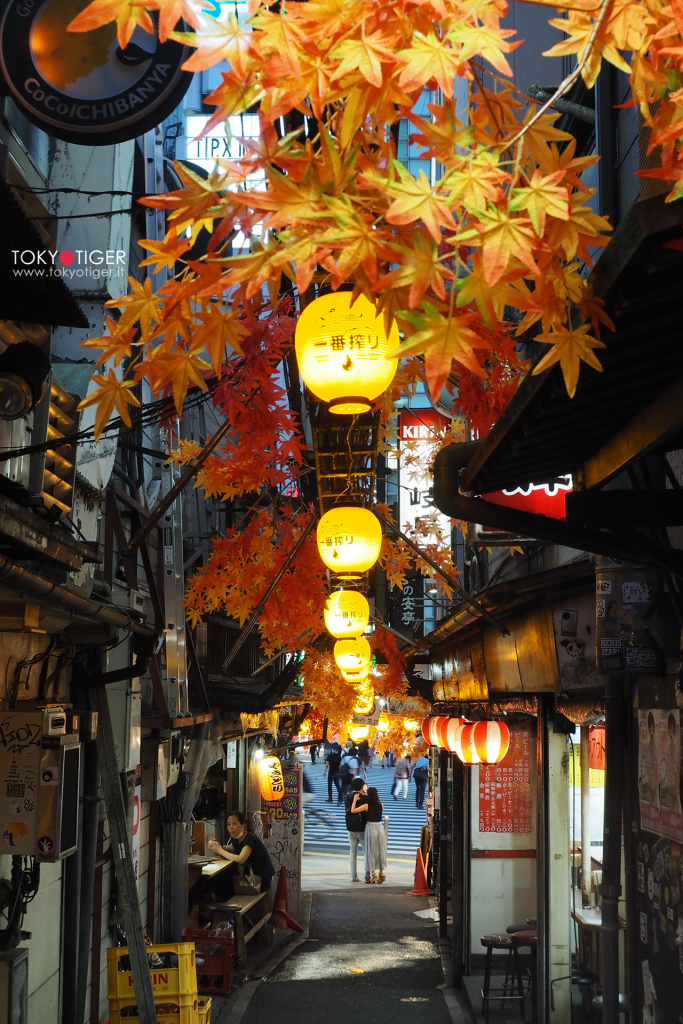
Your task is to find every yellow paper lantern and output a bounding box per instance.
[349,724,370,741]
[259,755,285,802]
[403,719,419,730]
[317,506,382,579]
[324,590,370,638]
[295,292,399,415]
[335,637,371,673]
[353,682,375,714]
[376,716,390,732]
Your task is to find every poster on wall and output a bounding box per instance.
[478,728,531,833]
[639,710,683,841]
[263,766,302,918]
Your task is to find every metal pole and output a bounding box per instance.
[373,508,509,635]
[451,751,465,988]
[537,695,551,1024]
[580,725,592,907]
[221,515,316,671]
[439,748,449,938]
[600,676,625,1024]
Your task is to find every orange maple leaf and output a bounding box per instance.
[67,0,154,50]
[77,370,141,439]
[532,323,605,397]
[385,164,456,242]
[391,304,491,400]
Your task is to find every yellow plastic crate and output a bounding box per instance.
[108,992,199,1024]
[198,997,212,1024]
[107,944,197,1001]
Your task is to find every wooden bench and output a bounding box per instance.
[208,892,273,962]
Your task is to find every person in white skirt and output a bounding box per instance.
[352,785,386,884]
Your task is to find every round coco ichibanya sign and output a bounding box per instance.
[0,0,192,145]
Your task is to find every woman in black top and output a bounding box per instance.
[352,786,386,884]
[207,811,275,894]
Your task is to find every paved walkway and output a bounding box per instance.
[302,851,416,891]
[234,888,454,1024]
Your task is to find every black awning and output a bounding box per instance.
[0,179,89,328]
[456,194,683,495]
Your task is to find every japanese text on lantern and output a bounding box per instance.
[478,729,531,833]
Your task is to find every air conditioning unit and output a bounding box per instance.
[0,709,80,860]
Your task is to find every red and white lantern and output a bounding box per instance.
[444,718,467,752]
[451,723,480,765]
[472,720,510,765]
[422,716,449,746]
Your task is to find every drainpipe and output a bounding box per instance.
[537,695,551,1024]
[61,748,84,1024]
[439,748,449,938]
[600,676,625,1024]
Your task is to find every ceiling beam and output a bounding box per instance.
[575,373,683,490]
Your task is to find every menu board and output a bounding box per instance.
[263,767,302,918]
[478,728,531,833]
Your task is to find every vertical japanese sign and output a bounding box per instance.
[398,409,451,541]
[478,728,531,833]
[264,767,302,918]
[639,709,683,841]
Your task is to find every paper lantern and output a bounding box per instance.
[260,755,285,802]
[324,590,370,638]
[451,724,480,765]
[422,715,449,746]
[444,718,468,752]
[349,724,369,741]
[376,716,390,732]
[295,292,399,415]
[340,666,370,683]
[422,716,435,744]
[403,718,419,730]
[317,506,382,579]
[335,637,371,673]
[472,720,510,765]
[353,681,375,714]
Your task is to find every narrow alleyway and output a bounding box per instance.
[237,888,453,1024]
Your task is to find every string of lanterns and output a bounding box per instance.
[422,716,510,766]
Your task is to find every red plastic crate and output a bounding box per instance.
[182,929,232,996]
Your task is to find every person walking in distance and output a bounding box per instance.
[393,753,412,800]
[413,752,429,809]
[339,743,361,804]
[324,742,342,803]
[346,777,370,882]
[352,786,386,884]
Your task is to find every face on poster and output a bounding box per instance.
[639,709,683,842]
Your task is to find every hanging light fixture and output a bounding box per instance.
[317,506,382,579]
[422,715,449,746]
[403,718,419,731]
[324,590,370,638]
[259,755,285,801]
[376,716,390,732]
[451,724,480,765]
[353,681,375,714]
[295,292,399,415]
[443,718,468,752]
[349,724,370,742]
[334,637,371,673]
[472,721,510,765]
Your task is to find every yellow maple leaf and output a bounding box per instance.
[154,348,211,415]
[330,31,398,88]
[191,306,250,375]
[391,304,490,401]
[67,0,154,50]
[385,164,456,242]
[81,315,136,367]
[105,276,162,341]
[374,231,454,307]
[532,323,606,397]
[463,206,540,284]
[172,14,253,76]
[139,229,192,274]
[397,31,464,98]
[77,370,141,439]
[449,22,521,77]
[509,169,570,235]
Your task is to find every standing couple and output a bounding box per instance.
[345,777,387,884]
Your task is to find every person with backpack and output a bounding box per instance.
[339,744,361,804]
[346,777,371,882]
[324,742,342,803]
[413,753,429,809]
[393,753,412,799]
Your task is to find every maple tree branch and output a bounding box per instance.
[122,385,261,557]
[221,513,317,673]
[500,0,614,154]
[373,508,509,635]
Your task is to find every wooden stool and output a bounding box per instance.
[512,930,538,1024]
[480,934,526,1024]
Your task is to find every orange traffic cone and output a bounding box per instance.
[406,847,431,896]
[272,865,304,932]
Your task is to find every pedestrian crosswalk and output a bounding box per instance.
[300,758,427,858]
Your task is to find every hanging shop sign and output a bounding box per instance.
[469,477,572,547]
[260,756,285,803]
[0,0,192,145]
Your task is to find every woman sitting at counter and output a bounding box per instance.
[207,810,275,895]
